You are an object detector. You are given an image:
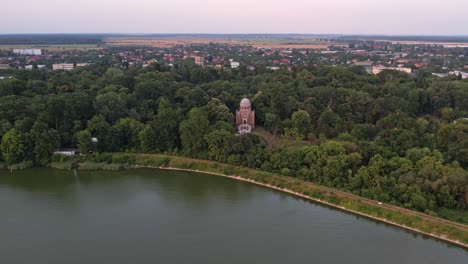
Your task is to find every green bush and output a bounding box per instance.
[51,154,81,163]
[77,161,125,171]
[112,154,136,164]
[436,208,468,224]
[50,162,74,170]
[92,162,125,171]
[223,166,235,175]
[90,153,113,163]
[102,163,125,171]
[50,157,80,170]
[8,161,33,170]
[159,157,170,167]
[134,155,171,167]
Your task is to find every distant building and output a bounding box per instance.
[25,65,46,70]
[372,44,385,50]
[13,49,42,56]
[235,98,255,134]
[230,61,240,68]
[372,66,412,75]
[163,54,175,62]
[53,148,80,156]
[432,73,448,78]
[432,71,468,79]
[76,63,91,67]
[449,71,468,79]
[352,50,367,55]
[193,56,205,66]
[321,50,339,54]
[0,64,10,70]
[353,61,373,67]
[53,63,74,71]
[26,56,42,62]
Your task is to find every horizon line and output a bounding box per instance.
[1,33,468,37]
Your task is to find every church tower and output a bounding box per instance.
[236,98,255,134]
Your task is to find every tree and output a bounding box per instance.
[95,92,127,124]
[440,107,455,123]
[30,122,60,165]
[179,108,210,157]
[317,109,343,138]
[205,129,233,162]
[134,80,161,101]
[436,122,468,167]
[264,113,281,134]
[202,98,234,124]
[0,128,29,164]
[139,99,182,153]
[291,110,311,139]
[351,124,376,141]
[104,68,125,83]
[87,115,111,152]
[77,130,94,154]
[113,118,143,152]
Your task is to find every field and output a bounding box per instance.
[374,40,468,47]
[0,44,102,51]
[104,36,336,49]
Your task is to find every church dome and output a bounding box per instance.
[240,98,251,106]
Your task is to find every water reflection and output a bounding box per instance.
[0,168,257,209]
[0,168,466,264]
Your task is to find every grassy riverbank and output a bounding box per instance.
[45,152,468,248]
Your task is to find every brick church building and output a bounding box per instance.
[235,98,255,134]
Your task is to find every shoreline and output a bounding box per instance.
[132,165,468,249]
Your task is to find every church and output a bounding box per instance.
[235,98,255,134]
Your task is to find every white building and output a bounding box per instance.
[76,63,91,68]
[230,61,240,68]
[53,148,79,156]
[321,50,339,54]
[13,49,42,56]
[432,73,448,78]
[449,71,468,79]
[25,65,46,70]
[53,63,74,71]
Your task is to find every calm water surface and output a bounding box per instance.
[0,168,466,263]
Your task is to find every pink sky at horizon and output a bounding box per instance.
[1,0,468,35]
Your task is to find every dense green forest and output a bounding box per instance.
[0,60,467,222]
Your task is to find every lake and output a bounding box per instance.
[0,168,466,263]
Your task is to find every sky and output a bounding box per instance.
[1,0,468,35]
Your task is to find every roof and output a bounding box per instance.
[240,98,251,106]
[54,148,79,152]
